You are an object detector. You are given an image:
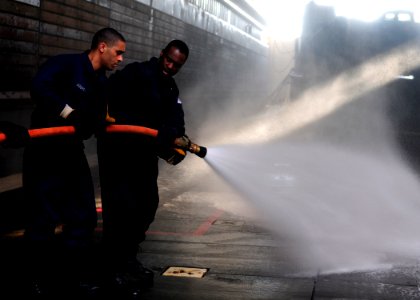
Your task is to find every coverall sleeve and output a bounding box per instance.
[157,94,186,147]
[30,56,72,117]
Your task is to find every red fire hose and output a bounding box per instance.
[0,125,157,141]
[0,125,207,158]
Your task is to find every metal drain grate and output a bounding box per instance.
[162,266,209,278]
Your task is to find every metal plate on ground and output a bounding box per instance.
[162,266,209,278]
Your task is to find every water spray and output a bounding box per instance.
[0,124,207,158]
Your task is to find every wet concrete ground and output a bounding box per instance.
[1,154,420,299]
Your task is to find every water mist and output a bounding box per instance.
[200,42,420,275]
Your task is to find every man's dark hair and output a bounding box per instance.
[91,27,126,49]
[163,40,189,58]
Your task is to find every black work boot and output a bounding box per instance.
[53,244,103,300]
[24,276,62,300]
[23,242,58,299]
[107,259,154,298]
[74,280,103,300]
[25,279,51,299]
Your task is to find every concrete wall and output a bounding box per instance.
[0,0,272,176]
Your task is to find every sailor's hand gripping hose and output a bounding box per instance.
[0,124,207,158]
[173,135,207,158]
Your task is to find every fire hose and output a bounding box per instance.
[0,125,207,158]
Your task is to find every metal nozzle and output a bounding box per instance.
[189,143,207,158]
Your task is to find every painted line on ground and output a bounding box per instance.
[95,209,225,237]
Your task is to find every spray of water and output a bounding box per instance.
[198,41,420,275]
[203,41,420,146]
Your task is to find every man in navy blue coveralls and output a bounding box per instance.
[97,40,190,295]
[23,27,126,297]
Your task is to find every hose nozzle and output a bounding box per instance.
[173,136,207,158]
[189,143,207,158]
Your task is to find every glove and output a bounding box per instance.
[173,135,191,151]
[66,109,93,140]
[0,121,30,148]
[105,111,116,123]
[158,147,187,165]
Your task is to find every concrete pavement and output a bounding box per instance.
[1,155,420,299]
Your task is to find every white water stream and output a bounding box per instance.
[196,42,420,274]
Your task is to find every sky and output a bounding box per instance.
[245,0,420,40]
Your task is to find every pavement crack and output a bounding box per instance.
[310,271,319,300]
